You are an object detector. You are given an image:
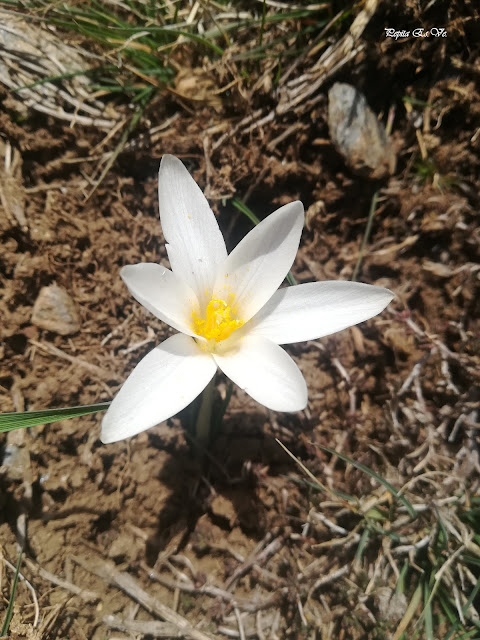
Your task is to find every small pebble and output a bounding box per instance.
[328,82,396,179]
[31,284,81,335]
[0,444,25,480]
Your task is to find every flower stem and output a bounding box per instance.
[195,375,216,445]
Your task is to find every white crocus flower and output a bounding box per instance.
[101,155,394,444]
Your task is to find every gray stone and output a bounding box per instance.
[31,284,80,335]
[328,83,396,179]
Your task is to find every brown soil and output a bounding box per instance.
[1,2,479,639]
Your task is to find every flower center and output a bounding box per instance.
[192,298,243,343]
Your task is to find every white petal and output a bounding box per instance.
[247,281,394,344]
[158,155,227,306]
[101,333,217,443]
[213,335,307,412]
[214,201,304,323]
[121,263,199,337]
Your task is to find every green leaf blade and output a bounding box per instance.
[318,445,417,520]
[0,403,110,433]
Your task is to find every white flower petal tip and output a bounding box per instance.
[248,281,394,344]
[158,155,227,304]
[214,200,304,322]
[120,263,199,337]
[213,336,308,412]
[100,333,217,444]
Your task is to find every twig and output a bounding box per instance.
[400,313,478,377]
[24,557,99,603]
[266,122,305,152]
[103,615,184,637]
[310,565,350,593]
[217,627,257,639]
[145,564,279,612]
[100,312,133,346]
[309,510,349,536]
[212,108,263,151]
[202,134,213,199]
[278,7,345,85]
[29,339,110,377]
[149,113,182,142]
[296,595,308,627]
[234,605,247,640]
[25,101,115,129]
[398,351,433,396]
[71,555,215,640]
[225,536,283,591]
[331,357,357,415]
[441,357,460,395]
[276,0,378,115]
[24,180,89,194]
[256,611,266,640]
[119,326,155,355]
[392,536,431,556]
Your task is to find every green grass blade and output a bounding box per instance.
[101,25,224,55]
[231,197,261,225]
[433,504,450,551]
[441,593,466,638]
[396,561,409,594]
[393,582,422,640]
[288,475,355,502]
[423,578,435,640]
[463,573,480,620]
[445,571,480,639]
[351,189,378,282]
[12,67,108,92]
[318,445,417,519]
[1,551,23,636]
[463,555,480,568]
[354,527,370,565]
[0,403,110,433]
[285,272,297,286]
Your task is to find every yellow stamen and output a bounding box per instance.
[192,298,243,343]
